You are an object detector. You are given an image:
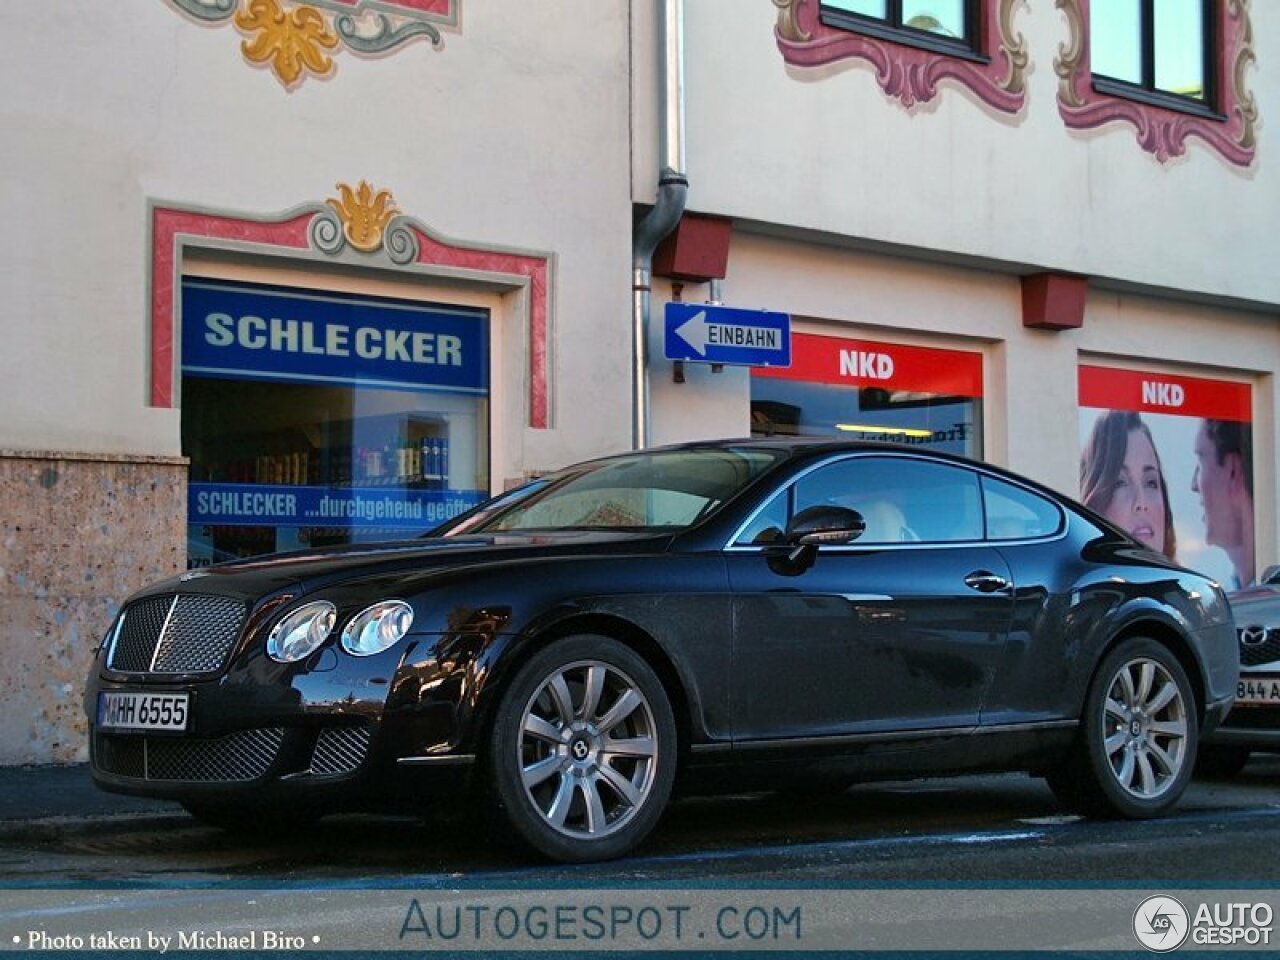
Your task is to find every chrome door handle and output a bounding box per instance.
[964,570,1010,594]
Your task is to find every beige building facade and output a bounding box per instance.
[0,0,1276,763]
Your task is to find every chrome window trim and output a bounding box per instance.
[103,610,128,669]
[721,451,1069,553]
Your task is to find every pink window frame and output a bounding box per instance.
[1055,0,1257,165]
[774,0,1028,114]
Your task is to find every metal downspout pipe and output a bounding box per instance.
[632,0,688,450]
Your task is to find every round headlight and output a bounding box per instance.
[341,600,414,657]
[267,601,337,663]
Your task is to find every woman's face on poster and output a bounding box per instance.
[1103,427,1166,554]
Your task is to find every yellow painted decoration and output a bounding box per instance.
[327,182,401,253]
[235,0,339,87]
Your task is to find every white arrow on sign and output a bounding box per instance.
[673,310,780,358]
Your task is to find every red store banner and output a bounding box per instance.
[754,333,983,398]
[1078,365,1251,422]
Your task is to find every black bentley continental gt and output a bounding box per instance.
[86,440,1238,862]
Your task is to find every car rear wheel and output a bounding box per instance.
[1048,638,1196,819]
[487,635,676,862]
[1195,744,1251,778]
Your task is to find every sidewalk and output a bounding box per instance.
[0,764,185,841]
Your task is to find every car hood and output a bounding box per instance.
[137,530,673,602]
[1229,583,1280,616]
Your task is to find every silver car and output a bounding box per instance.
[1199,566,1280,776]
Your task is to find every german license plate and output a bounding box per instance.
[1236,676,1280,706]
[97,692,190,732]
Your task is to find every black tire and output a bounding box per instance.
[181,800,317,834]
[1047,637,1197,819]
[1195,744,1251,778]
[487,635,677,862]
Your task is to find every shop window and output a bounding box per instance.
[181,278,490,565]
[820,0,979,55]
[1078,364,1254,588]
[1056,0,1256,165]
[751,333,984,459]
[1091,0,1212,110]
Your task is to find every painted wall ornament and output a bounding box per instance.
[774,0,1029,115]
[235,0,340,85]
[311,181,421,263]
[168,0,457,88]
[1055,0,1256,166]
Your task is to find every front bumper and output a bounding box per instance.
[1201,692,1236,735]
[1202,704,1280,750]
[84,630,480,808]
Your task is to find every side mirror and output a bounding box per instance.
[1262,565,1280,586]
[786,505,866,554]
[788,505,867,546]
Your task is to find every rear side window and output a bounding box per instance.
[982,475,1063,541]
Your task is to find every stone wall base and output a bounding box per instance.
[0,451,186,765]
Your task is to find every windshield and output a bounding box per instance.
[439,447,786,535]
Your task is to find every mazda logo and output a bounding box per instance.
[1241,626,1268,646]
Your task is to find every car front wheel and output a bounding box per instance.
[487,635,677,862]
[1048,637,1197,819]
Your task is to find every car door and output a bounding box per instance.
[726,454,1015,742]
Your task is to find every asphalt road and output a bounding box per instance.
[0,755,1277,886]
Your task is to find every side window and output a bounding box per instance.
[793,456,982,544]
[981,475,1063,541]
[735,487,791,546]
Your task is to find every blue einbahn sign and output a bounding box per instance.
[663,303,791,368]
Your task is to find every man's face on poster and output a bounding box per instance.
[1192,421,1239,549]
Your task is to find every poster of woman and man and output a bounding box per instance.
[1079,365,1257,591]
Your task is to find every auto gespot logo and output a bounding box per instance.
[1134,895,1275,951]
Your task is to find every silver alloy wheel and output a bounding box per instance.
[517,659,660,840]
[1101,656,1189,799]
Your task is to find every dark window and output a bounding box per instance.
[981,476,1064,541]
[1091,0,1213,108]
[735,456,983,546]
[820,0,980,56]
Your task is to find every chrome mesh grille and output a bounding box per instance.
[1239,626,1280,668]
[108,597,173,673]
[107,595,247,674]
[93,728,284,782]
[310,727,372,776]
